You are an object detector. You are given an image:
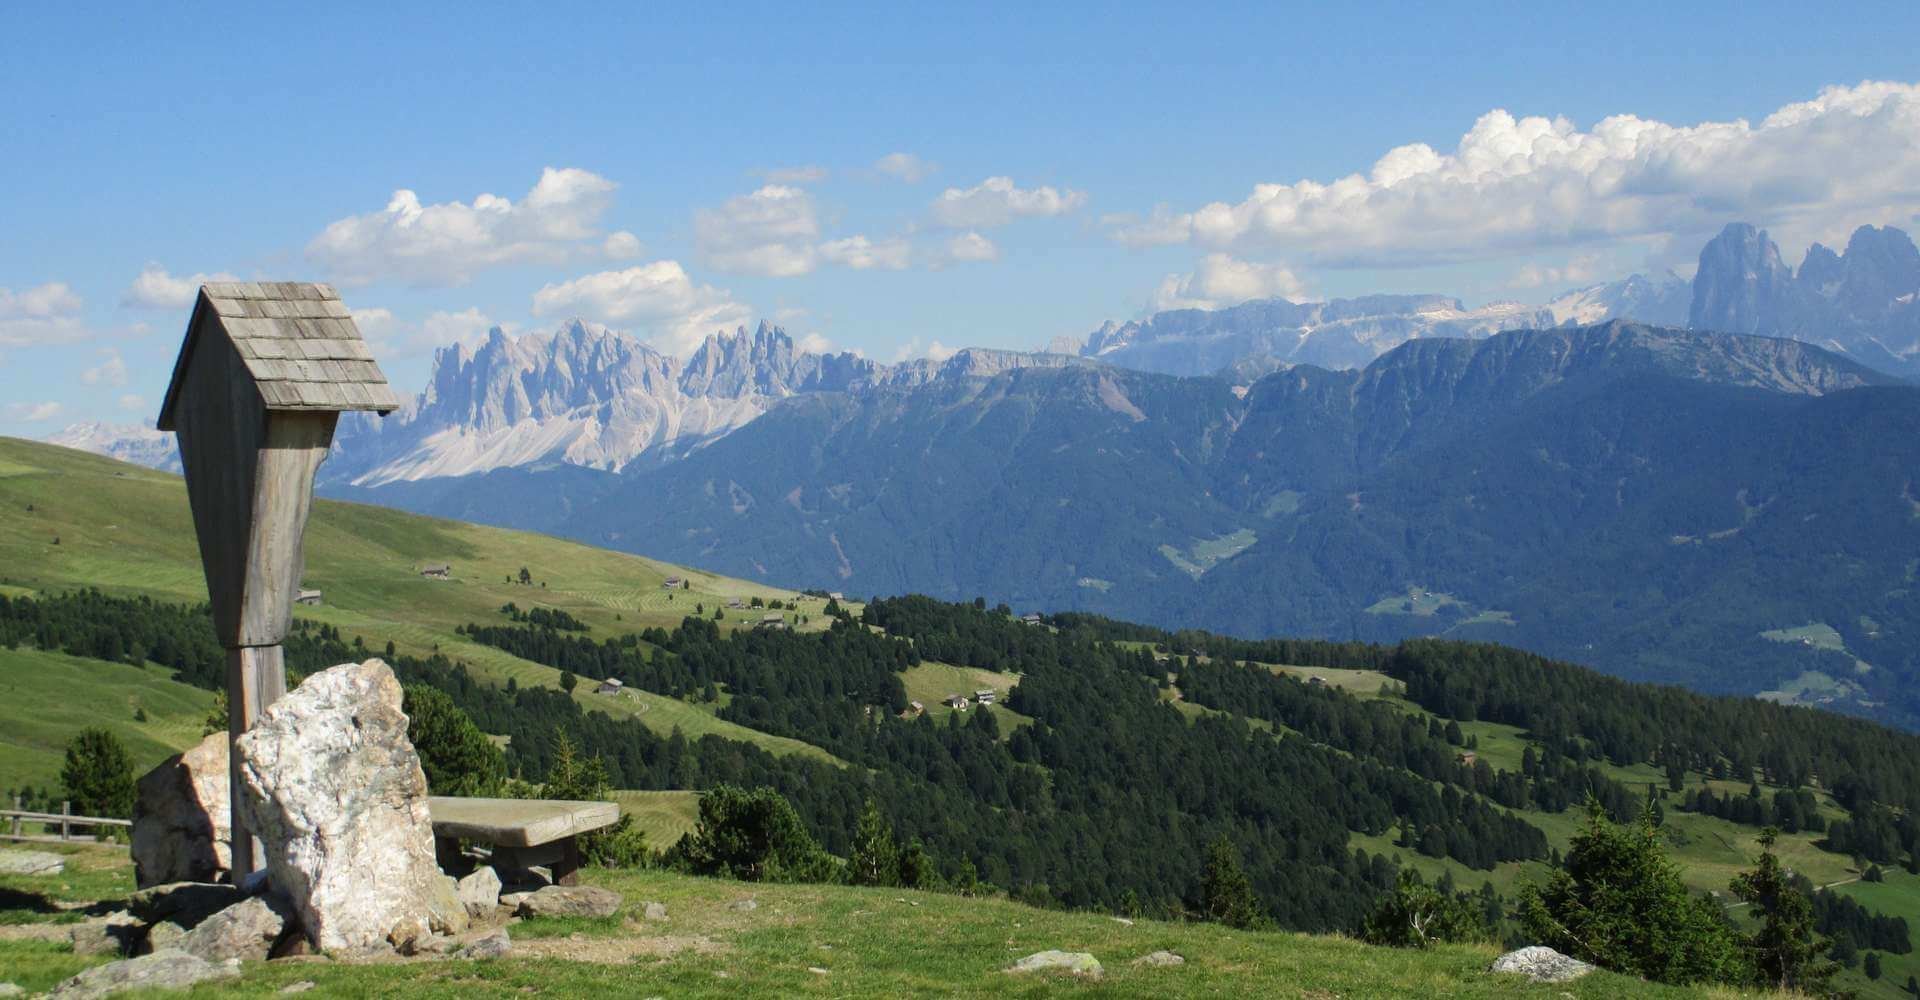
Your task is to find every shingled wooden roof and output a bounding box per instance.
[157,282,399,430]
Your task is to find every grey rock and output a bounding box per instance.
[425,873,469,936]
[0,983,23,997]
[497,891,534,910]
[279,982,316,994]
[131,732,230,888]
[48,949,241,999]
[1490,946,1596,983]
[513,885,621,920]
[1007,950,1102,977]
[1131,950,1184,967]
[642,900,668,920]
[461,928,511,960]
[236,660,441,953]
[127,881,245,928]
[726,898,757,912]
[178,894,291,963]
[137,919,186,956]
[68,913,139,957]
[456,867,502,921]
[0,849,65,876]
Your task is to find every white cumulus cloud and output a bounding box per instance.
[818,235,912,270]
[603,231,643,259]
[121,264,240,309]
[0,282,88,346]
[307,167,619,286]
[874,152,936,183]
[943,231,1000,263]
[1108,81,1920,268]
[532,260,754,354]
[5,401,64,422]
[81,349,129,386]
[1150,254,1309,312]
[930,176,1087,229]
[695,185,822,277]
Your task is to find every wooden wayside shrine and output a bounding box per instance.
[157,282,398,880]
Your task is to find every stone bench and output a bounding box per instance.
[427,796,618,886]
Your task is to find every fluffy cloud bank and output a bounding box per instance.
[532,260,753,354]
[931,176,1086,229]
[1150,254,1308,311]
[874,152,936,183]
[121,264,242,309]
[696,185,916,276]
[1110,81,1920,266]
[0,282,87,346]
[307,167,619,286]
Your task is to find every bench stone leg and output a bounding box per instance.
[435,835,473,877]
[553,837,582,886]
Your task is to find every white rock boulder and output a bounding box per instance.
[235,659,440,953]
[131,732,231,888]
[48,950,240,999]
[1008,950,1103,977]
[1490,946,1596,983]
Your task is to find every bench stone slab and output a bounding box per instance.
[426,797,618,848]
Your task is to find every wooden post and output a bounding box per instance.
[9,795,19,839]
[159,283,397,884]
[226,645,287,876]
[60,801,70,842]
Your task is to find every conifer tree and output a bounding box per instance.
[1730,827,1837,994]
[1199,835,1266,930]
[61,727,135,820]
[848,798,899,886]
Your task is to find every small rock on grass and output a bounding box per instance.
[1132,950,1184,967]
[0,849,65,876]
[279,983,316,995]
[461,929,512,960]
[642,901,668,920]
[513,885,621,920]
[1008,950,1102,977]
[727,899,757,912]
[0,983,24,997]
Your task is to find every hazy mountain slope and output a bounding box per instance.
[560,323,1920,726]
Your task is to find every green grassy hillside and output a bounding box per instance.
[0,842,1733,999]
[0,647,213,795]
[0,435,845,764]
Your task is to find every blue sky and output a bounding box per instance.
[4,2,1919,436]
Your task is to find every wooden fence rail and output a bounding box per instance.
[2,799,132,843]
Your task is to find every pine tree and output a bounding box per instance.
[559,670,577,694]
[61,728,135,819]
[1729,827,1837,994]
[848,798,899,886]
[1198,835,1266,930]
[1864,951,1882,980]
[1519,800,1745,985]
[897,839,937,890]
[1361,869,1486,948]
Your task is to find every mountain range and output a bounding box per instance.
[47,220,1920,726]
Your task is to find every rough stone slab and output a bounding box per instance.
[513,885,621,919]
[427,796,618,847]
[1008,950,1102,977]
[1491,946,1596,983]
[69,913,140,957]
[48,950,240,999]
[179,895,291,962]
[1132,950,1185,967]
[426,874,469,936]
[0,850,65,876]
[129,731,230,892]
